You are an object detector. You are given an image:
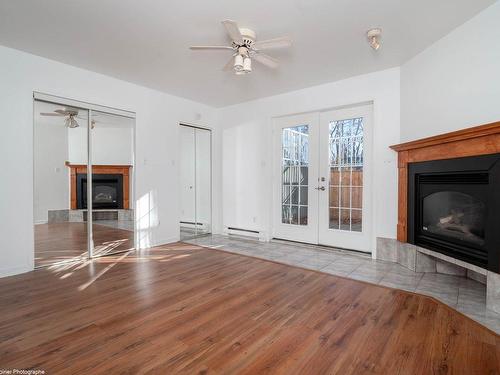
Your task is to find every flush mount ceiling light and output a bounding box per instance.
[189,20,292,75]
[367,28,382,50]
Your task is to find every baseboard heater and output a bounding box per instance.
[225,226,261,239]
[180,221,205,227]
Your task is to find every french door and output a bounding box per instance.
[273,105,372,252]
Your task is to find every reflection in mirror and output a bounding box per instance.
[33,100,89,267]
[179,125,212,240]
[89,110,135,257]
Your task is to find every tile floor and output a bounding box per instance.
[185,234,500,333]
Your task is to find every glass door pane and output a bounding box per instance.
[328,117,364,232]
[90,110,135,257]
[281,125,309,226]
[33,100,89,267]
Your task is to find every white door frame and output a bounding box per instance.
[318,105,373,252]
[272,113,320,243]
[178,122,213,237]
[272,104,373,253]
[33,92,137,264]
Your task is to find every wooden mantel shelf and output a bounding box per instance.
[66,163,132,210]
[390,121,500,242]
[391,121,500,152]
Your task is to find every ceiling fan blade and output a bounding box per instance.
[221,20,243,45]
[222,55,235,71]
[40,112,65,116]
[253,36,292,50]
[252,53,279,69]
[190,45,234,50]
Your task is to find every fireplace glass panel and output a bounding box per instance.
[94,185,117,205]
[422,191,486,246]
[78,174,122,209]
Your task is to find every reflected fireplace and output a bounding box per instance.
[76,173,124,209]
[408,153,500,271]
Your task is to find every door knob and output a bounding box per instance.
[315,186,326,191]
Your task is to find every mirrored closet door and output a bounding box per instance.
[179,124,212,240]
[34,100,89,267]
[33,96,135,267]
[88,110,135,257]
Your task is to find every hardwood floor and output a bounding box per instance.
[35,222,134,267]
[1,242,499,374]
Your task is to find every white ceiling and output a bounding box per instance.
[0,0,495,107]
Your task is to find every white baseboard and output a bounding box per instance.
[0,263,33,278]
[224,226,268,242]
[137,235,180,250]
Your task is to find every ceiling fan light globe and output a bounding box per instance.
[68,117,79,128]
[233,54,244,71]
[243,57,252,73]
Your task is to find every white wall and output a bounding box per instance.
[0,44,217,277]
[68,126,134,165]
[33,108,69,223]
[401,2,500,141]
[217,68,400,253]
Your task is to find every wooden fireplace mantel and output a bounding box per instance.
[66,162,132,210]
[390,121,500,242]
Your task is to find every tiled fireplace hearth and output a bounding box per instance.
[381,121,500,313]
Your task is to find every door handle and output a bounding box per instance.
[315,186,326,191]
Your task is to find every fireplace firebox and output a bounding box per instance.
[76,173,124,209]
[408,153,500,272]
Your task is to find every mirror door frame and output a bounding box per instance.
[33,92,136,265]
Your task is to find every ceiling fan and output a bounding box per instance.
[189,20,292,75]
[40,107,98,128]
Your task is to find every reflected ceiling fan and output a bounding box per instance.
[189,20,292,74]
[40,107,97,128]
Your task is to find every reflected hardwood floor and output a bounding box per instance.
[35,222,134,267]
[1,242,499,374]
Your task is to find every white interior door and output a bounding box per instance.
[180,126,196,224]
[273,113,319,243]
[273,105,373,252]
[318,105,373,251]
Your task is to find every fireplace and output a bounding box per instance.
[76,173,124,209]
[67,163,131,209]
[408,154,500,271]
